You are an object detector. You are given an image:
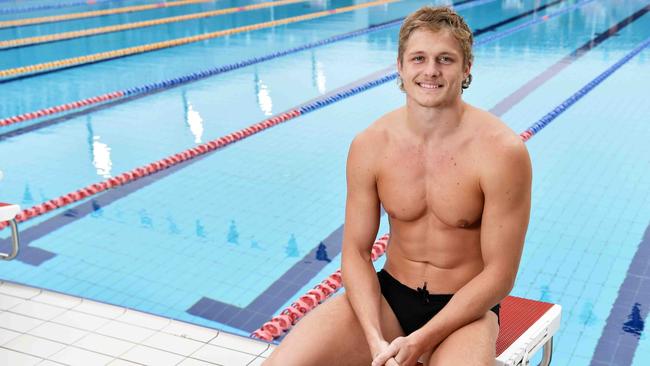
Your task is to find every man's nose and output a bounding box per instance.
[423,60,441,77]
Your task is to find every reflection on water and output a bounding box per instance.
[312,52,327,94]
[503,0,524,10]
[183,91,205,143]
[255,73,274,116]
[91,137,113,178]
[86,118,113,178]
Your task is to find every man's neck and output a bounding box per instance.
[404,97,466,141]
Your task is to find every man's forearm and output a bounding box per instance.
[412,267,512,348]
[342,248,386,352]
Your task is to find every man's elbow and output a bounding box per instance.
[485,266,517,298]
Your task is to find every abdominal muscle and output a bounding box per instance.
[381,218,485,294]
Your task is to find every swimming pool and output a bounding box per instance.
[1,0,649,364]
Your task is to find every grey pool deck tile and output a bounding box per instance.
[10,300,67,321]
[0,311,45,333]
[116,308,170,330]
[106,359,141,365]
[3,333,66,359]
[191,344,257,365]
[95,320,157,344]
[120,344,185,366]
[49,345,114,365]
[52,309,112,332]
[29,322,88,344]
[0,281,41,299]
[162,319,219,342]
[142,331,204,356]
[0,347,42,365]
[73,299,126,319]
[0,282,274,365]
[0,327,21,345]
[0,292,24,310]
[32,291,83,309]
[37,360,67,366]
[209,332,269,355]
[74,333,135,357]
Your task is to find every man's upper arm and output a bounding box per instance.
[479,136,532,289]
[343,134,381,256]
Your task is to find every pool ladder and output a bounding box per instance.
[0,203,20,261]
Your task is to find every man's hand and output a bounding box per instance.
[371,336,424,366]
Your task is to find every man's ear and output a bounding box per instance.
[464,61,472,79]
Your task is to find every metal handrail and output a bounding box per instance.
[0,219,19,261]
[539,337,553,366]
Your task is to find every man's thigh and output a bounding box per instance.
[426,311,499,366]
[264,292,404,366]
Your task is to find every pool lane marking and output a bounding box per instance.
[590,224,650,365]
[0,0,558,131]
[0,0,404,81]
[0,0,225,27]
[250,35,650,340]
[491,3,650,117]
[0,0,313,50]
[0,0,596,234]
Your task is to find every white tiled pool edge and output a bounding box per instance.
[0,281,275,365]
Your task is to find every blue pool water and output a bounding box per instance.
[1,0,649,365]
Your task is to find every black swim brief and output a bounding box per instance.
[377,269,500,335]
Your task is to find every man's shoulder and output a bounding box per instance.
[464,106,530,177]
[351,107,403,148]
[467,105,525,152]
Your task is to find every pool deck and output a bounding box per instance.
[0,281,274,365]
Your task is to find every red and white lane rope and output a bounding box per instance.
[251,234,389,341]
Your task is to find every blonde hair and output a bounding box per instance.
[397,6,474,91]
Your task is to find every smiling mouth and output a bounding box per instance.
[417,82,444,89]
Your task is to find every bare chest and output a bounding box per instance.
[376,145,483,227]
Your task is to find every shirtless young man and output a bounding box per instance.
[264,6,531,366]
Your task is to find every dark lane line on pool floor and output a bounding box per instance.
[0,0,556,139]
[590,223,650,365]
[490,3,650,117]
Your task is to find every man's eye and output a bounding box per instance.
[413,56,425,62]
[439,56,452,63]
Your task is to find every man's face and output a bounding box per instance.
[398,28,470,108]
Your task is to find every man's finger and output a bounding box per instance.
[371,349,398,366]
[386,357,400,366]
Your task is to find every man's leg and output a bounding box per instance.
[426,311,499,366]
[264,292,404,366]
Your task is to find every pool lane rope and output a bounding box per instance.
[248,35,650,341]
[0,0,401,80]
[0,0,581,128]
[0,0,312,49]
[0,0,224,27]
